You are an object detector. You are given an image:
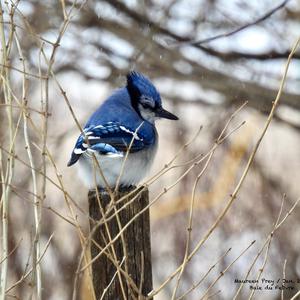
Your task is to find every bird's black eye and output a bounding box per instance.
[140,96,155,109]
[141,103,151,109]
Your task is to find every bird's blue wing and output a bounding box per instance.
[67,121,154,166]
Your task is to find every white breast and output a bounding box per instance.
[77,142,158,189]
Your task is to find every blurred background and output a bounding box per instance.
[0,0,300,299]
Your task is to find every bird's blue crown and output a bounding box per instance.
[126,71,162,108]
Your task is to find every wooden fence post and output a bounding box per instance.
[88,186,153,300]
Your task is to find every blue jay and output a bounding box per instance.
[67,71,178,189]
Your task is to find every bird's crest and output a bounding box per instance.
[126,71,161,106]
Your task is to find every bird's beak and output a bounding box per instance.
[155,107,179,120]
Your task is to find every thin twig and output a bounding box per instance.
[6,234,54,293]
[181,0,290,46]
[200,240,256,300]
[177,247,232,300]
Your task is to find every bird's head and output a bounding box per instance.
[126,71,178,123]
